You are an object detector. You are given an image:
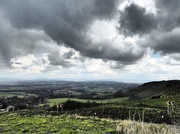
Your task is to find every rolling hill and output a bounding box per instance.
[127,80,180,100]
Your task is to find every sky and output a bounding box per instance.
[0,0,180,83]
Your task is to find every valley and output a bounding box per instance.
[0,80,180,133]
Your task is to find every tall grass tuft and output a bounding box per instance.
[117,120,179,134]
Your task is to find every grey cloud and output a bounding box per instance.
[2,0,180,71]
[118,3,157,36]
[0,0,144,65]
[93,0,119,19]
[0,29,48,60]
[48,50,74,67]
[14,62,22,65]
[83,41,144,64]
[155,0,180,31]
[148,29,180,55]
[155,0,180,12]
[117,1,180,59]
[0,35,11,66]
[0,0,119,41]
[63,51,75,59]
[118,1,180,36]
[143,0,180,58]
[0,13,52,67]
[110,62,125,70]
[0,17,16,67]
[171,54,180,61]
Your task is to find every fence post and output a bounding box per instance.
[166,101,174,117]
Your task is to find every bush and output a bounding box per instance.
[63,100,99,110]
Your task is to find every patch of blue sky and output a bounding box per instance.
[150,52,161,59]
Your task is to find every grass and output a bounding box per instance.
[47,97,128,106]
[0,112,117,134]
[125,98,180,109]
[142,98,170,107]
[117,119,180,134]
[0,111,179,134]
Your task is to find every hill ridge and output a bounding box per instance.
[127,80,180,100]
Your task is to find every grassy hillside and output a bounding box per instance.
[0,112,116,134]
[127,80,180,99]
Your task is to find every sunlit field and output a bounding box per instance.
[48,97,128,106]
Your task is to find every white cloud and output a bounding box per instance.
[11,55,36,68]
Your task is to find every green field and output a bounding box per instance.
[0,92,26,98]
[48,97,128,106]
[0,92,37,98]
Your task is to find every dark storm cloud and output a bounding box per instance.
[117,0,180,59]
[145,0,180,56]
[0,33,10,66]
[0,0,144,65]
[118,3,157,36]
[83,41,144,64]
[0,16,17,67]
[148,29,180,55]
[0,14,52,67]
[155,0,180,31]
[0,0,119,44]
[155,0,180,12]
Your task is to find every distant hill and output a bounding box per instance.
[126,80,180,100]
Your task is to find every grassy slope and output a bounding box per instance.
[0,112,179,134]
[0,112,117,134]
[127,80,180,99]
